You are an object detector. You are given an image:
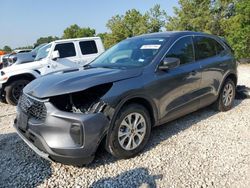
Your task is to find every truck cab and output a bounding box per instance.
[0,37,105,105]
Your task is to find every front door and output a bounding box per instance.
[155,36,202,124]
[53,42,80,69]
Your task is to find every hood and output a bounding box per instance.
[24,67,142,98]
[2,60,43,73]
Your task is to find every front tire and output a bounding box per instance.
[107,104,151,159]
[215,78,235,112]
[5,80,30,105]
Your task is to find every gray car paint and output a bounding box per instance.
[24,67,142,98]
[16,31,237,165]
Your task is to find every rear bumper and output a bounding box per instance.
[14,102,110,166]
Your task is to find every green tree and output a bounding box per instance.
[105,9,148,48]
[166,0,250,60]
[96,32,110,49]
[34,36,59,47]
[3,45,12,52]
[105,5,167,48]
[221,0,250,60]
[166,0,211,32]
[146,4,167,33]
[62,24,95,39]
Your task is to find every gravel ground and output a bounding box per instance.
[0,65,250,188]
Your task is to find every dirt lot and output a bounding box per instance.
[0,65,249,188]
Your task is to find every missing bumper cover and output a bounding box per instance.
[49,83,112,114]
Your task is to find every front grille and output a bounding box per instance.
[18,94,47,120]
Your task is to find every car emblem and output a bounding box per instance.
[25,98,33,108]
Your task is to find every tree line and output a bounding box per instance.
[1,1,249,60]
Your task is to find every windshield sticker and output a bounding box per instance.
[140,44,161,50]
[138,58,145,62]
[46,48,51,52]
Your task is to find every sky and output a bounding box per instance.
[0,0,179,48]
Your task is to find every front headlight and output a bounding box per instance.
[9,57,17,64]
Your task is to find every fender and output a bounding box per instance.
[0,61,43,85]
[216,69,238,96]
[1,69,40,85]
[108,93,159,129]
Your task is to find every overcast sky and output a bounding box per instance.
[0,0,178,48]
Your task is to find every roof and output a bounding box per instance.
[133,31,213,39]
[53,37,101,44]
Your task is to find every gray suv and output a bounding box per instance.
[14,31,237,166]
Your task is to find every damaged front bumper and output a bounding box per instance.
[14,98,110,166]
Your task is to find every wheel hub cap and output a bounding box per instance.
[222,83,234,107]
[118,112,146,151]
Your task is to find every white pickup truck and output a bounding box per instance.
[0,37,105,105]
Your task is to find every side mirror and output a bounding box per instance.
[51,50,60,61]
[159,57,180,71]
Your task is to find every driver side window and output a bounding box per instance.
[166,36,195,65]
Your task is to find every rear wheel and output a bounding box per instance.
[5,80,30,105]
[215,78,235,111]
[106,104,151,159]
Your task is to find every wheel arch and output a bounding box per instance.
[3,73,36,87]
[217,71,237,95]
[109,95,159,130]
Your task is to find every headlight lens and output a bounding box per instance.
[9,57,17,64]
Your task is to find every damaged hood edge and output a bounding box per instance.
[24,67,143,99]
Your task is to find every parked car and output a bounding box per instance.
[14,31,237,166]
[0,49,32,69]
[0,37,105,105]
[1,53,12,69]
[7,44,47,67]
[13,49,32,53]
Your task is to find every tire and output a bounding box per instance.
[5,80,30,106]
[106,104,151,159]
[214,78,236,112]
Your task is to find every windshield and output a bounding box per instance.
[32,43,47,54]
[90,37,169,69]
[35,44,52,61]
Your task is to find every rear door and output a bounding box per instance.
[78,40,99,65]
[193,36,230,107]
[156,36,202,123]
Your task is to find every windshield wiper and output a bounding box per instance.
[83,63,93,69]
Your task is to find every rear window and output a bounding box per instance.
[54,42,76,58]
[214,40,225,55]
[79,41,98,55]
[194,36,217,60]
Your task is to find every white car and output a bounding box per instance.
[0,37,105,105]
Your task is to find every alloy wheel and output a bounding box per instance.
[118,112,146,151]
[222,82,234,106]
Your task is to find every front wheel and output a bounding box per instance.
[5,80,30,105]
[215,78,236,112]
[106,104,151,159]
